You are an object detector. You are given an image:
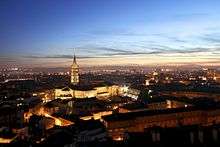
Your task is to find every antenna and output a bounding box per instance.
[67,48,76,63]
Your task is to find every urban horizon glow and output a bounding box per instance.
[1,0,220,67]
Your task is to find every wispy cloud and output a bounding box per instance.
[87,29,148,37]
[23,55,99,59]
[22,46,220,60]
[201,33,220,43]
[0,56,17,63]
[172,13,209,20]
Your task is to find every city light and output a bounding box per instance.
[1,0,220,146]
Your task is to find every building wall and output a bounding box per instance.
[95,86,109,94]
[80,111,113,120]
[55,88,73,99]
[109,85,120,96]
[148,100,189,110]
[148,102,168,110]
[74,90,97,98]
[162,91,220,101]
[102,109,220,140]
[55,85,120,100]
[122,88,140,100]
[95,85,120,100]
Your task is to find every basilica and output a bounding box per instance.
[54,53,121,100]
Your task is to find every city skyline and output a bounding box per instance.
[2,1,220,146]
[1,0,220,67]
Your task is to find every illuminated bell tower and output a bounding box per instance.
[71,51,79,85]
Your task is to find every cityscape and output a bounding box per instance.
[1,0,220,147]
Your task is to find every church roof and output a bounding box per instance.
[62,87,71,91]
[66,80,113,90]
[68,84,95,91]
[56,80,114,91]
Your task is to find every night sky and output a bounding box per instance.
[1,0,220,67]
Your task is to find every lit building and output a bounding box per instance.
[122,87,140,100]
[101,106,220,140]
[55,54,121,100]
[55,84,120,99]
[214,73,220,83]
[71,52,79,85]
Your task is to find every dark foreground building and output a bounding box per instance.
[101,106,220,140]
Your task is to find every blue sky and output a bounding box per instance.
[1,0,220,67]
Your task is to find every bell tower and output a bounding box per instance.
[71,49,79,85]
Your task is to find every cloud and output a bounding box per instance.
[196,32,220,44]
[201,36,220,43]
[0,56,17,63]
[94,47,133,53]
[172,13,209,21]
[23,55,98,59]
[22,46,220,60]
[174,13,208,17]
[87,29,148,37]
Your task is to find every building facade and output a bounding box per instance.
[55,85,120,100]
[101,107,220,140]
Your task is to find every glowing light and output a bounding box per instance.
[153,72,158,76]
[0,137,16,144]
[145,80,150,86]
[202,77,207,81]
[114,137,123,141]
[33,93,37,96]
[81,111,113,120]
[44,113,61,126]
[55,118,62,126]
[40,109,73,127]
[113,106,118,110]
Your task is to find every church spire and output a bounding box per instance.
[73,48,76,63]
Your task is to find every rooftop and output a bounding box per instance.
[57,81,114,91]
[102,106,220,122]
[75,119,106,132]
[121,103,147,111]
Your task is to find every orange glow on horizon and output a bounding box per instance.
[3,53,220,68]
